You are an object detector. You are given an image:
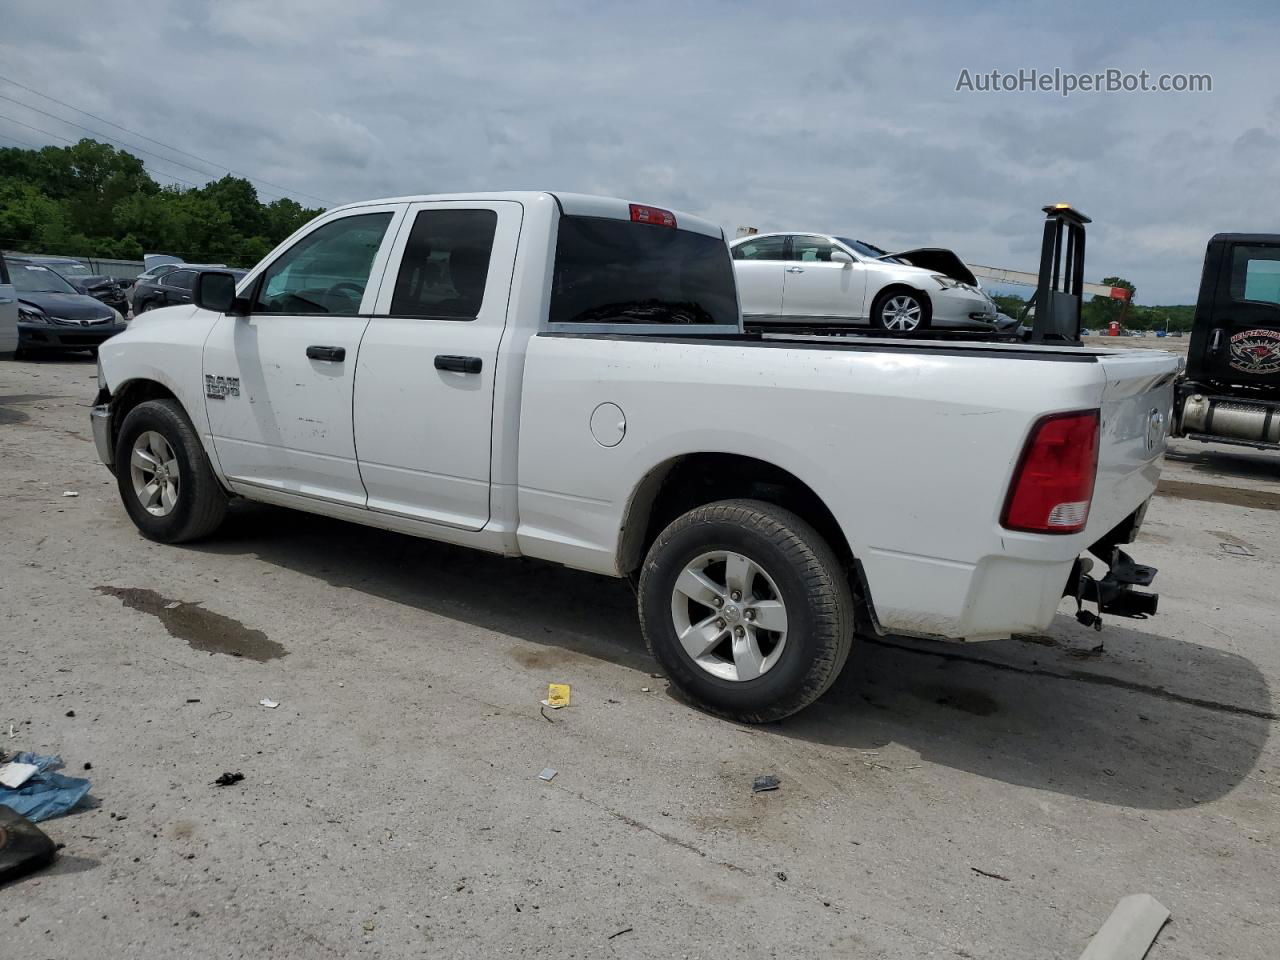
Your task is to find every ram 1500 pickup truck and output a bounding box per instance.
[92,192,1179,722]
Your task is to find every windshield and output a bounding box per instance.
[550,215,738,326]
[47,261,92,277]
[836,237,908,264]
[10,263,78,294]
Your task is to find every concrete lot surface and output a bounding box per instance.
[2,354,1277,959]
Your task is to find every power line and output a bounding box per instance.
[0,91,299,201]
[0,111,205,189]
[0,74,332,206]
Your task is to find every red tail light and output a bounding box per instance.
[1001,410,1100,534]
[629,203,677,228]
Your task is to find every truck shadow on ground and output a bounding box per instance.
[1166,443,1280,483]
[194,502,1273,812]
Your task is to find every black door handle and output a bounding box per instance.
[306,345,346,362]
[434,355,483,374]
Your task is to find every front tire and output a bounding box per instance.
[639,499,855,723]
[872,288,930,332]
[114,399,227,543]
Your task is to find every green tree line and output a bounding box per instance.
[993,275,1195,332]
[0,138,325,266]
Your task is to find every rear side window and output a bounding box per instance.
[166,270,196,290]
[390,209,498,319]
[732,236,786,261]
[1230,245,1280,307]
[256,212,393,316]
[789,236,836,262]
[550,216,738,326]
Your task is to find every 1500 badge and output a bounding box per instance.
[205,374,240,399]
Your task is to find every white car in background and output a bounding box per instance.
[731,232,998,332]
[0,256,19,355]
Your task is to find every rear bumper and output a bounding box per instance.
[863,507,1157,641]
[91,403,114,472]
[19,321,127,350]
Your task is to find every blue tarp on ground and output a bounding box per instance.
[0,752,91,822]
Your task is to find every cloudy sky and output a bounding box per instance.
[2,0,1276,302]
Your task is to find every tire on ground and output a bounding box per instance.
[114,398,227,543]
[639,498,855,723]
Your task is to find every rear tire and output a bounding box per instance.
[114,399,227,543]
[638,498,855,723]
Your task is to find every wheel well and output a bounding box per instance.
[617,454,855,577]
[108,379,178,453]
[873,283,932,315]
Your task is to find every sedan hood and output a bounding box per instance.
[18,292,116,322]
[881,248,978,287]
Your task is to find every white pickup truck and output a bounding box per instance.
[92,192,1179,721]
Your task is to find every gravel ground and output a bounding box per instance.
[2,353,1277,959]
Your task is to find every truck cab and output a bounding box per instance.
[1176,234,1280,448]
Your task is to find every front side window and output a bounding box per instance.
[389,209,498,319]
[732,236,787,261]
[551,216,738,326]
[789,236,836,262]
[1230,245,1280,307]
[255,212,393,315]
[166,270,196,290]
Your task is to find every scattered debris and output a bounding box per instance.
[540,683,571,709]
[362,920,375,932]
[641,687,651,693]
[537,768,557,782]
[1220,542,1254,557]
[776,871,788,882]
[82,763,91,771]
[539,706,556,724]
[0,805,58,883]
[7,725,14,739]
[186,698,200,704]
[0,753,91,822]
[752,775,781,793]
[258,698,279,709]
[213,772,245,787]
[0,762,39,789]
[61,491,78,498]
[607,927,634,940]
[164,601,182,610]
[1078,894,1170,960]
[970,866,1011,882]
[65,710,75,718]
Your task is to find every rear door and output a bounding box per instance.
[203,205,403,506]
[352,200,522,530]
[1204,240,1280,387]
[160,269,197,307]
[0,256,17,353]
[731,235,787,323]
[780,235,868,322]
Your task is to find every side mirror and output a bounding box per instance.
[194,271,245,314]
[830,250,854,266]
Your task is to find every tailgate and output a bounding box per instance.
[1087,350,1180,537]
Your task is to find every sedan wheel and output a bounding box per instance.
[879,295,922,331]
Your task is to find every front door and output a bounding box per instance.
[780,235,867,322]
[1204,240,1280,388]
[352,200,522,530]
[731,235,787,324]
[203,206,403,507]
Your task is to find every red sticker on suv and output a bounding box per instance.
[1229,328,1280,375]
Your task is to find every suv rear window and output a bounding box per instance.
[549,215,738,326]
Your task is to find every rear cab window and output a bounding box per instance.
[390,210,498,319]
[549,214,738,331]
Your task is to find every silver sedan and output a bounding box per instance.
[731,232,998,332]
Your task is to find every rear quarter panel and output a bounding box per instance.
[517,334,1117,638]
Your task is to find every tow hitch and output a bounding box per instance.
[1065,548,1159,630]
